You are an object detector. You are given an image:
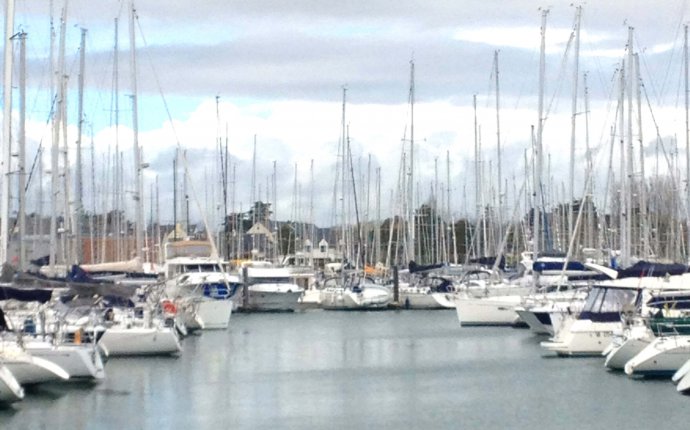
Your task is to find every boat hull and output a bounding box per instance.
[25,342,106,381]
[399,290,455,309]
[540,318,618,356]
[625,336,690,377]
[3,354,70,385]
[453,295,523,326]
[99,326,182,357]
[604,337,651,371]
[320,287,392,310]
[242,289,303,312]
[515,308,552,335]
[0,365,23,404]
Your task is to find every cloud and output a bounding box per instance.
[4,0,690,238]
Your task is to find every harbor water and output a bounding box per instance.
[2,310,689,429]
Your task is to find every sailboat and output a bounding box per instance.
[319,87,392,310]
[162,240,235,330]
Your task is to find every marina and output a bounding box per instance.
[4,0,690,427]
[2,310,689,429]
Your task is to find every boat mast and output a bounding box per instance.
[618,59,627,267]
[584,73,595,250]
[634,53,648,258]
[685,24,689,262]
[74,28,86,263]
[114,17,122,260]
[1,0,15,265]
[50,4,68,272]
[623,27,635,266]
[340,87,347,261]
[473,94,481,258]
[494,50,503,253]
[17,31,27,270]
[534,9,548,261]
[568,5,581,246]
[129,1,144,260]
[408,59,416,263]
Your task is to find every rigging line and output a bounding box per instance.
[590,67,622,163]
[482,54,496,110]
[133,10,221,259]
[640,79,688,226]
[543,28,575,126]
[648,1,687,104]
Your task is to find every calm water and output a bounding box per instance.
[1,310,689,429]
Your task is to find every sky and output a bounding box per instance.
[2,0,690,233]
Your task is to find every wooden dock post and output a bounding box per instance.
[393,265,399,305]
[242,265,249,310]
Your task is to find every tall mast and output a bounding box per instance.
[473,94,480,258]
[113,17,121,259]
[17,31,27,270]
[618,60,627,267]
[50,4,68,271]
[568,5,581,245]
[129,2,144,259]
[625,27,634,265]
[685,24,689,262]
[494,50,503,251]
[1,0,16,265]
[309,159,315,264]
[172,153,177,240]
[340,87,347,259]
[408,59,416,262]
[634,53,647,258]
[584,72,594,249]
[534,9,548,259]
[74,28,86,263]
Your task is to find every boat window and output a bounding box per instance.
[598,288,636,313]
[250,277,290,284]
[582,287,605,313]
[181,264,221,273]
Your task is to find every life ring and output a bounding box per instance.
[162,300,178,315]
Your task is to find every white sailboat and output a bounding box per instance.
[163,240,234,330]
[624,335,690,377]
[236,261,304,312]
[320,272,392,310]
[541,274,690,356]
[98,304,181,357]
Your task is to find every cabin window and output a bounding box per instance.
[598,288,636,313]
[582,287,605,313]
[250,277,291,285]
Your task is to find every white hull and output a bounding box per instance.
[175,297,233,330]
[672,358,690,383]
[603,323,654,371]
[196,299,233,329]
[400,290,455,309]
[3,354,70,385]
[515,308,552,335]
[453,295,523,326]
[540,317,618,356]
[604,337,651,371]
[625,336,690,377]
[242,289,303,312]
[298,289,322,308]
[25,341,106,381]
[99,326,181,357]
[0,365,23,404]
[320,286,392,310]
[676,363,690,392]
